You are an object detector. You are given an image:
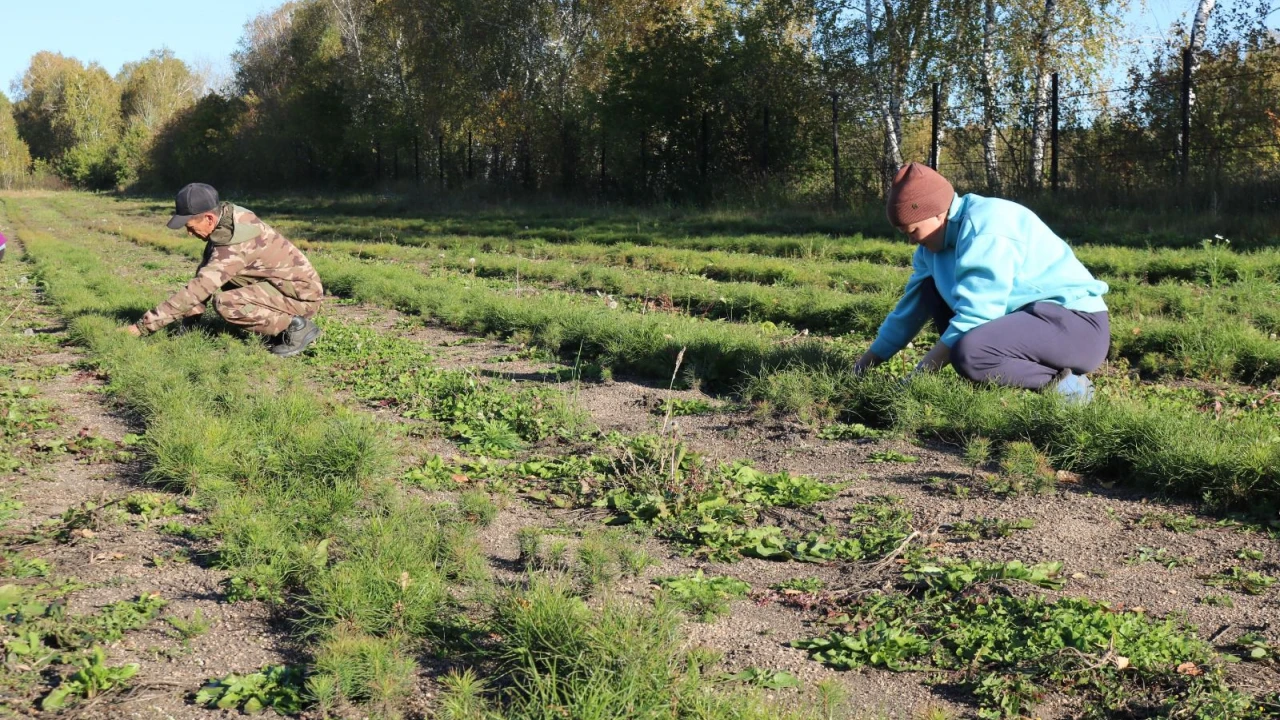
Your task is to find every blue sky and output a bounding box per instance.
[0,0,273,99]
[0,0,1264,101]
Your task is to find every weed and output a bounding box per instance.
[1200,594,1235,608]
[1235,633,1276,662]
[1126,546,1196,569]
[868,450,917,463]
[655,570,750,621]
[654,398,721,416]
[903,559,1066,593]
[124,492,182,522]
[1138,511,1204,533]
[949,517,1035,541]
[818,422,885,441]
[717,667,800,690]
[196,664,307,715]
[0,497,22,529]
[222,569,286,606]
[1202,566,1276,595]
[0,552,51,578]
[771,577,826,593]
[41,648,138,711]
[792,619,930,671]
[1235,548,1264,561]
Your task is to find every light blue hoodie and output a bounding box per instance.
[868,193,1108,360]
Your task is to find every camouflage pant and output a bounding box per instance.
[185,282,319,336]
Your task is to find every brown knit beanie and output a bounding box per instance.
[886,163,955,227]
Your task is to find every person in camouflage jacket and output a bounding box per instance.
[124,183,324,357]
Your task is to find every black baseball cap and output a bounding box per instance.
[166,183,220,229]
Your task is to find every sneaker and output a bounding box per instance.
[270,316,322,357]
[1048,368,1094,405]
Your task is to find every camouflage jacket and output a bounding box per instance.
[138,203,323,335]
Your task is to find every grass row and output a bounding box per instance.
[2,195,810,719]
[68,194,1280,385]
[40,194,1280,511]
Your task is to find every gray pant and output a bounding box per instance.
[919,278,1110,390]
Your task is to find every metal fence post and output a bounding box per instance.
[1051,72,1059,194]
[930,82,940,170]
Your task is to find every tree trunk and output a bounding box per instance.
[1029,0,1056,190]
[1188,0,1215,107]
[981,0,1000,192]
[868,0,904,189]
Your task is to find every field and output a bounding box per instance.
[0,190,1277,719]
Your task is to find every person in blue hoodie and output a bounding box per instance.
[852,163,1109,402]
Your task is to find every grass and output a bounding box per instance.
[10,190,1280,717]
[2,193,817,718]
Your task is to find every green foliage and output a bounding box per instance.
[41,648,138,710]
[903,559,1065,593]
[949,517,1035,542]
[791,621,931,671]
[818,422,885,441]
[771,577,826,593]
[717,667,800,690]
[1202,566,1277,595]
[165,609,210,641]
[868,450,918,464]
[0,94,31,190]
[457,490,498,527]
[728,463,840,507]
[654,398,721,416]
[655,571,750,621]
[995,441,1056,495]
[13,52,123,188]
[1127,546,1196,569]
[1138,511,1205,533]
[195,664,307,715]
[0,552,50,579]
[314,629,417,711]
[124,492,182,521]
[1235,633,1277,663]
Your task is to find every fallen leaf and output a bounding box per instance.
[1176,662,1202,676]
[1114,656,1131,670]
